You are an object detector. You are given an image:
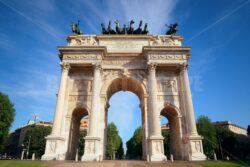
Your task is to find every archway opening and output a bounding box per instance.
[67,107,88,160]
[103,77,146,160]
[160,106,182,160]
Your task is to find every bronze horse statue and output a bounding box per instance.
[134,20,143,34]
[101,20,150,35]
[71,20,83,35]
[107,20,116,34]
[115,20,122,34]
[166,23,178,35]
[127,20,135,34]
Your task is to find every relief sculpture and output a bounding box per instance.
[158,80,177,92]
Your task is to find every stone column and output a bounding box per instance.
[52,62,70,135]
[82,63,101,161]
[148,63,161,136]
[147,63,166,161]
[88,63,101,137]
[41,62,69,160]
[180,64,206,161]
[180,64,197,135]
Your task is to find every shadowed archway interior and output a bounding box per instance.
[67,107,88,160]
[160,106,182,160]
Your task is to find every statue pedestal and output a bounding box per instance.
[41,135,66,160]
[186,135,206,161]
[81,136,101,161]
[148,136,167,162]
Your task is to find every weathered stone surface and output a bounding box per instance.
[42,35,206,162]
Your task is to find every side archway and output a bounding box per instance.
[160,103,183,160]
[67,107,89,160]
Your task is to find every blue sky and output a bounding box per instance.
[0,0,250,148]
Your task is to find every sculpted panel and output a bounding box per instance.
[68,35,98,46]
[72,80,92,92]
[158,80,177,92]
[150,35,181,46]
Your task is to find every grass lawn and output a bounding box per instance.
[0,160,46,167]
[198,161,250,167]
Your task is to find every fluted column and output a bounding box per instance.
[88,63,101,137]
[180,64,197,135]
[51,62,70,135]
[148,63,161,136]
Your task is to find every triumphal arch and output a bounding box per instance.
[41,33,206,161]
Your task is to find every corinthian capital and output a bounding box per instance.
[60,62,70,71]
[180,63,188,71]
[148,63,157,71]
[93,62,102,71]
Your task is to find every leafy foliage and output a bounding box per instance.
[126,127,142,159]
[197,115,218,157]
[162,129,170,157]
[215,126,237,159]
[78,129,87,157]
[106,122,124,159]
[23,125,52,158]
[0,92,15,152]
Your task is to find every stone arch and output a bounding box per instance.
[101,76,148,160]
[160,103,183,160]
[101,75,148,100]
[67,107,89,160]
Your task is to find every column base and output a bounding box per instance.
[183,134,206,161]
[81,136,102,162]
[41,135,66,161]
[148,136,167,162]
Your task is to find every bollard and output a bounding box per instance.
[170,154,174,162]
[21,151,24,160]
[32,153,35,160]
[213,152,217,161]
[75,149,78,162]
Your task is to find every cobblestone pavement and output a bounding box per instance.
[44,160,202,167]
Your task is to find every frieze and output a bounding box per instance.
[63,54,102,60]
[149,54,185,60]
[102,60,146,65]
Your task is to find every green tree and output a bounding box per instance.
[23,125,52,158]
[197,115,218,157]
[117,137,124,159]
[0,92,15,152]
[106,122,123,159]
[162,129,170,157]
[78,129,87,157]
[126,127,142,159]
[215,126,237,159]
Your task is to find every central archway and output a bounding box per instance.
[102,76,148,160]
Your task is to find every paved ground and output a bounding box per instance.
[44,160,202,167]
